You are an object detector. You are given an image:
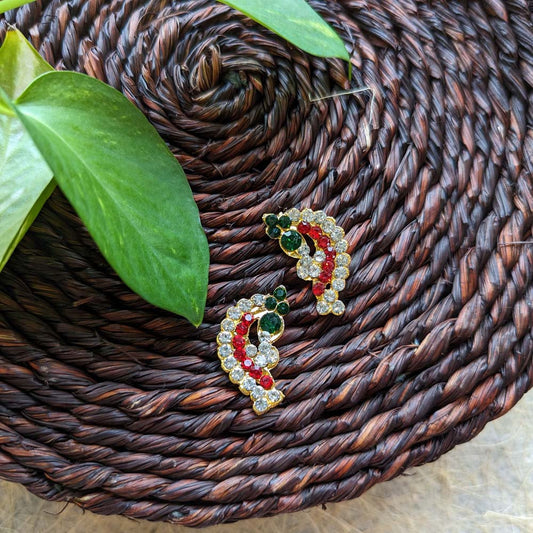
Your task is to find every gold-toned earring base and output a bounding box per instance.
[263,208,350,315]
[218,286,288,415]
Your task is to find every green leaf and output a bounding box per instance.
[218,0,350,62]
[0,0,36,15]
[0,29,55,271]
[11,71,209,325]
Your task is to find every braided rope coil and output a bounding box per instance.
[0,0,532,526]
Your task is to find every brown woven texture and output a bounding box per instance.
[1,0,533,527]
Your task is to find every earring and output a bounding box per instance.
[217,286,288,415]
[263,208,350,316]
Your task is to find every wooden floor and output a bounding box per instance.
[0,392,531,533]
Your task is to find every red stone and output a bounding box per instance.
[242,313,253,324]
[234,348,246,361]
[323,260,335,274]
[259,375,274,389]
[318,235,330,248]
[241,358,254,370]
[312,282,325,296]
[308,226,322,240]
[249,367,262,379]
[325,246,337,260]
[319,271,331,283]
[297,221,311,234]
[232,335,245,349]
[236,323,248,335]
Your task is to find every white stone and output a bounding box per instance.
[227,306,241,320]
[258,341,272,355]
[332,300,346,315]
[254,398,269,413]
[297,266,310,279]
[254,354,267,367]
[334,267,349,279]
[324,289,337,303]
[300,255,313,267]
[314,211,327,224]
[322,220,335,234]
[237,299,252,311]
[335,240,348,253]
[301,208,314,222]
[222,356,238,370]
[251,294,265,306]
[316,301,331,315]
[336,253,350,267]
[218,344,233,358]
[217,332,232,344]
[266,350,279,365]
[267,389,282,403]
[298,244,311,256]
[251,386,266,401]
[330,227,344,242]
[230,368,245,381]
[332,278,345,291]
[245,344,258,357]
[287,208,301,221]
[309,264,321,278]
[258,331,271,342]
[241,377,256,391]
[314,250,326,263]
[221,319,236,332]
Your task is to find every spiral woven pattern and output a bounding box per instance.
[1,0,532,527]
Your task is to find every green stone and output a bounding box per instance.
[278,215,291,229]
[265,296,277,310]
[273,286,287,301]
[267,226,281,238]
[265,214,278,227]
[280,230,302,252]
[260,312,282,334]
[276,301,290,315]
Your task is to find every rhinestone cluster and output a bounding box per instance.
[263,208,350,315]
[217,286,288,415]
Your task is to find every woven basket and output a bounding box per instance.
[1,0,532,527]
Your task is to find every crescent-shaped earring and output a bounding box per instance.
[217,286,288,415]
[263,208,350,316]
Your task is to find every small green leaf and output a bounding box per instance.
[0,0,36,15]
[11,71,209,325]
[0,29,55,271]
[218,0,349,62]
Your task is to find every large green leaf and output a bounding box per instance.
[0,29,54,271]
[0,0,36,14]
[218,0,350,62]
[9,71,209,325]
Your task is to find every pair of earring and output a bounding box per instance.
[217,208,351,415]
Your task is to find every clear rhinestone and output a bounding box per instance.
[251,294,265,306]
[254,354,267,367]
[298,244,311,256]
[218,344,233,358]
[266,350,279,365]
[267,389,282,403]
[258,341,272,355]
[322,220,335,233]
[221,319,236,332]
[237,299,252,311]
[227,306,241,320]
[330,227,345,242]
[316,301,331,315]
[334,267,349,279]
[217,332,232,344]
[324,289,337,303]
[335,240,348,253]
[336,253,351,267]
[230,367,245,381]
[287,208,301,221]
[301,208,314,222]
[254,399,269,413]
[332,300,346,315]
[258,331,271,342]
[246,344,258,357]
[297,266,310,279]
[309,264,321,277]
[222,356,238,370]
[251,386,266,401]
[241,377,256,391]
[332,278,345,291]
[300,255,313,267]
[314,250,326,263]
[314,211,327,224]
